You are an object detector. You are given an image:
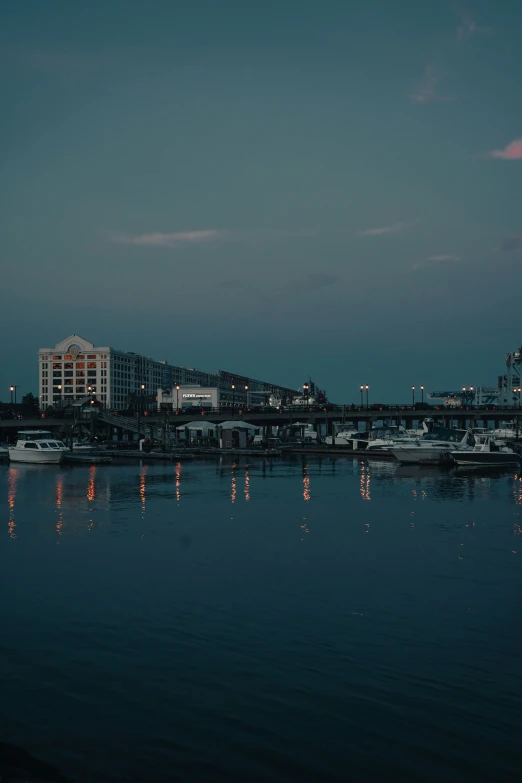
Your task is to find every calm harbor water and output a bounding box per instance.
[2,456,522,782]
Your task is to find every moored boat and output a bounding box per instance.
[9,430,68,464]
[390,428,473,465]
[452,438,522,468]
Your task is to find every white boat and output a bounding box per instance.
[323,429,360,446]
[9,430,68,464]
[366,425,424,452]
[452,438,522,468]
[72,439,107,452]
[390,428,473,465]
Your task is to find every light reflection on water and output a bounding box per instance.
[1,457,522,783]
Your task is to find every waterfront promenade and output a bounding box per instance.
[1,405,520,441]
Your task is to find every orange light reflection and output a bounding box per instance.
[87,465,97,503]
[56,475,64,536]
[7,467,18,540]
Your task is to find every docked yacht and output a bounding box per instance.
[323,429,360,446]
[451,438,522,468]
[9,431,68,464]
[366,425,424,452]
[390,428,473,465]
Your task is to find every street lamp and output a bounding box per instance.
[412,386,415,406]
[360,385,363,408]
[231,384,235,416]
[57,384,62,410]
[303,383,309,405]
[420,385,424,404]
[244,385,249,409]
[176,384,180,412]
[365,384,369,409]
[10,385,18,405]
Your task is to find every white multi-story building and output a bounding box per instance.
[39,334,300,411]
[38,334,219,411]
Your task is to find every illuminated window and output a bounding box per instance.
[87,362,96,369]
[64,354,72,360]
[87,354,97,359]
[64,363,73,369]
[77,354,85,359]
[53,363,62,370]
[52,355,62,360]
[76,362,85,369]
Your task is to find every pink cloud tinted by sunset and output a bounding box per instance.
[358,221,417,237]
[489,139,522,160]
[109,230,228,247]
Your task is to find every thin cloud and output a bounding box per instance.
[358,221,417,237]
[294,273,340,292]
[413,254,460,270]
[498,234,522,253]
[455,6,490,42]
[408,64,454,104]
[109,230,228,247]
[489,139,522,160]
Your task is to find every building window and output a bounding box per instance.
[87,362,96,369]
[76,386,85,394]
[76,362,85,369]
[52,355,62,360]
[64,363,73,369]
[41,355,48,360]
[87,354,97,359]
[64,386,73,393]
[87,370,96,378]
[64,370,73,377]
[53,363,62,370]
[76,370,85,377]
[77,355,85,359]
[53,371,62,378]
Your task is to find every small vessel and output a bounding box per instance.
[72,439,107,452]
[390,428,473,465]
[9,430,68,464]
[452,438,522,468]
[323,429,360,446]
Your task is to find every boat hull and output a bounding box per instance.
[9,448,65,464]
[390,447,453,465]
[452,452,521,467]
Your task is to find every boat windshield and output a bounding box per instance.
[420,428,466,443]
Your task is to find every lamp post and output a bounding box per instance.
[360,385,363,408]
[176,384,180,413]
[303,383,309,406]
[10,385,18,405]
[231,384,235,417]
[244,385,249,409]
[412,386,415,406]
[420,385,424,404]
[365,384,369,409]
[57,384,62,411]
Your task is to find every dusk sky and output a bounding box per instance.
[1,0,521,403]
